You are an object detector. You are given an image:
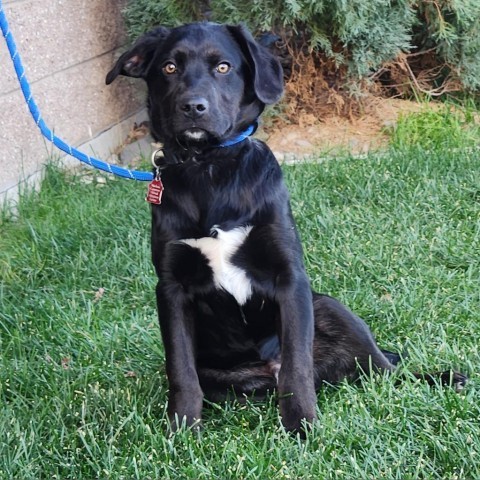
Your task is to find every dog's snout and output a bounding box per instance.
[180,97,209,118]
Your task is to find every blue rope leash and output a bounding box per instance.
[0,4,154,181]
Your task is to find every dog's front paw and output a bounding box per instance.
[168,413,203,432]
[168,389,204,431]
[278,383,317,437]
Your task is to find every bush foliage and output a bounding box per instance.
[123,0,480,102]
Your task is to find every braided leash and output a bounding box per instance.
[0,3,155,181]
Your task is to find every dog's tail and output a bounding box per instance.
[380,349,468,391]
[396,369,468,392]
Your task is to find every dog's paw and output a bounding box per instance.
[439,370,468,392]
[279,408,317,439]
[278,390,317,438]
[168,413,203,433]
[418,370,469,391]
[167,389,204,432]
[381,349,408,366]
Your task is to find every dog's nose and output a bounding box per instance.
[179,97,209,119]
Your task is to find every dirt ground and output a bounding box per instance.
[262,97,428,160]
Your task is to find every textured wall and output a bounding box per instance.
[0,0,144,197]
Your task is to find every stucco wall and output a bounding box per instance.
[0,0,144,201]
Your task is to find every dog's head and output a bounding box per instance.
[106,23,283,147]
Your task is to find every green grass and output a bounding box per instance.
[1,143,479,479]
[388,102,480,151]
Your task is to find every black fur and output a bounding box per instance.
[107,22,466,435]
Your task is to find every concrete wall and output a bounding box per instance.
[0,0,145,203]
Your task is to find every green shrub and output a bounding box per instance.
[123,0,200,38]
[123,0,480,98]
[414,1,480,93]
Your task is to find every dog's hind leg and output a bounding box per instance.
[311,293,468,390]
[311,293,396,387]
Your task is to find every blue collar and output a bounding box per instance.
[218,122,257,148]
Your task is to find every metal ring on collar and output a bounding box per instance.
[151,148,165,168]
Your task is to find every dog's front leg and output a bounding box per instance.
[156,283,203,430]
[276,276,317,434]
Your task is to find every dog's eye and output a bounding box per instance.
[216,62,231,74]
[163,62,177,75]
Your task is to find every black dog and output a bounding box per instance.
[106,23,466,434]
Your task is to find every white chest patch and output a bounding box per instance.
[178,226,253,305]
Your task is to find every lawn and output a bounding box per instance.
[0,141,479,479]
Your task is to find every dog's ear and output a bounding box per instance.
[227,25,284,105]
[106,27,170,85]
